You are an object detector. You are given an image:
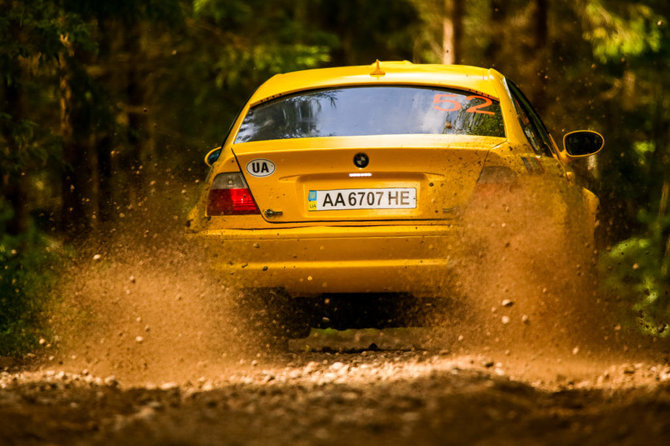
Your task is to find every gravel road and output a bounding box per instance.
[2,337,670,446]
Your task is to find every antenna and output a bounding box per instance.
[370,59,385,76]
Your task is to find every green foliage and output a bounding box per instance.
[583,0,662,62]
[601,209,670,336]
[0,199,60,356]
[0,0,92,68]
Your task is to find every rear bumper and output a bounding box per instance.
[191,224,460,295]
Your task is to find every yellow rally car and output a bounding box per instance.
[187,61,604,340]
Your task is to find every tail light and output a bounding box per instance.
[207,172,260,215]
[472,166,518,199]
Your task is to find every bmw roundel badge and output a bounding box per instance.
[353,153,369,168]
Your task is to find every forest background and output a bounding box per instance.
[1,0,669,354]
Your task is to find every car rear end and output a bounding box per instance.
[188,63,513,297]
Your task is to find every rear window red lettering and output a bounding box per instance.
[433,94,461,112]
[465,95,494,115]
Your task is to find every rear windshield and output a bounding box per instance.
[234,86,505,143]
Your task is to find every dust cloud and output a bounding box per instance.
[425,175,665,382]
[46,223,265,385]
[41,179,668,389]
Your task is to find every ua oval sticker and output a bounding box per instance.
[246,159,275,177]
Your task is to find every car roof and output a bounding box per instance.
[249,61,503,106]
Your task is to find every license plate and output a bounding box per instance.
[308,188,417,211]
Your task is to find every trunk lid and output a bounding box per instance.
[232,134,504,223]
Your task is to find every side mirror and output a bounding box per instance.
[563,130,604,157]
[204,147,222,167]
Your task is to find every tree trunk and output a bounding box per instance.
[531,0,549,112]
[442,0,463,64]
[92,19,116,226]
[649,78,668,204]
[96,134,114,223]
[0,63,28,236]
[59,35,92,237]
[485,0,507,68]
[535,0,548,50]
[123,22,151,210]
